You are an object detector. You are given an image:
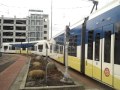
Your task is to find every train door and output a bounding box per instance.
[85,30,94,77]
[114,22,120,89]
[93,28,102,80]
[102,24,113,86]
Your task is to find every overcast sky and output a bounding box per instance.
[0,0,113,38]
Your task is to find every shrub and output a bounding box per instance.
[47,62,57,72]
[35,55,42,61]
[32,62,41,69]
[28,70,45,79]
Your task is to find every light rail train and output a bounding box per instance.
[1,0,120,89]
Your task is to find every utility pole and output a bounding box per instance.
[80,0,98,74]
[81,17,89,74]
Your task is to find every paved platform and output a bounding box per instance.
[0,54,29,90]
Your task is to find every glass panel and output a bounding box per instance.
[68,35,77,56]
[38,45,43,52]
[104,31,111,63]
[115,31,120,65]
[87,30,94,60]
[95,33,100,61]
[50,44,52,53]
[60,46,63,54]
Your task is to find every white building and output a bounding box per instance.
[0,16,27,43]
[0,13,49,43]
[28,13,49,41]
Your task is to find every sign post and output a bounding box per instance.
[60,26,73,83]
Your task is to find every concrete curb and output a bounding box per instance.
[20,57,85,90]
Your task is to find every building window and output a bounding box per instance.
[16,32,26,36]
[30,32,35,37]
[44,37,47,40]
[104,31,111,63]
[95,33,100,61]
[16,26,26,30]
[44,25,47,28]
[3,26,14,30]
[44,31,47,34]
[87,30,94,60]
[15,39,25,42]
[30,38,35,41]
[36,20,40,25]
[31,20,35,25]
[36,26,40,31]
[3,19,14,24]
[40,20,43,25]
[3,38,13,42]
[31,26,35,31]
[3,32,13,36]
[44,19,48,22]
[16,20,26,24]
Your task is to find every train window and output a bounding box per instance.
[4,46,8,50]
[54,44,59,53]
[9,46,12,50]
[50,44,52,53]
[104,31,111,63]
[31,46,34,50]
[38,45,43,52]
[9,46,15,50]
[60,46,63,54]
[68,35,77,56]
[22,47,26,50]
[87,30,94,60]
[16,47,20,50]
[114,31,120,65]
[95,33,100,61]
[12,46,15,50]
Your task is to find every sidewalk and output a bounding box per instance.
[0,54,29,90]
